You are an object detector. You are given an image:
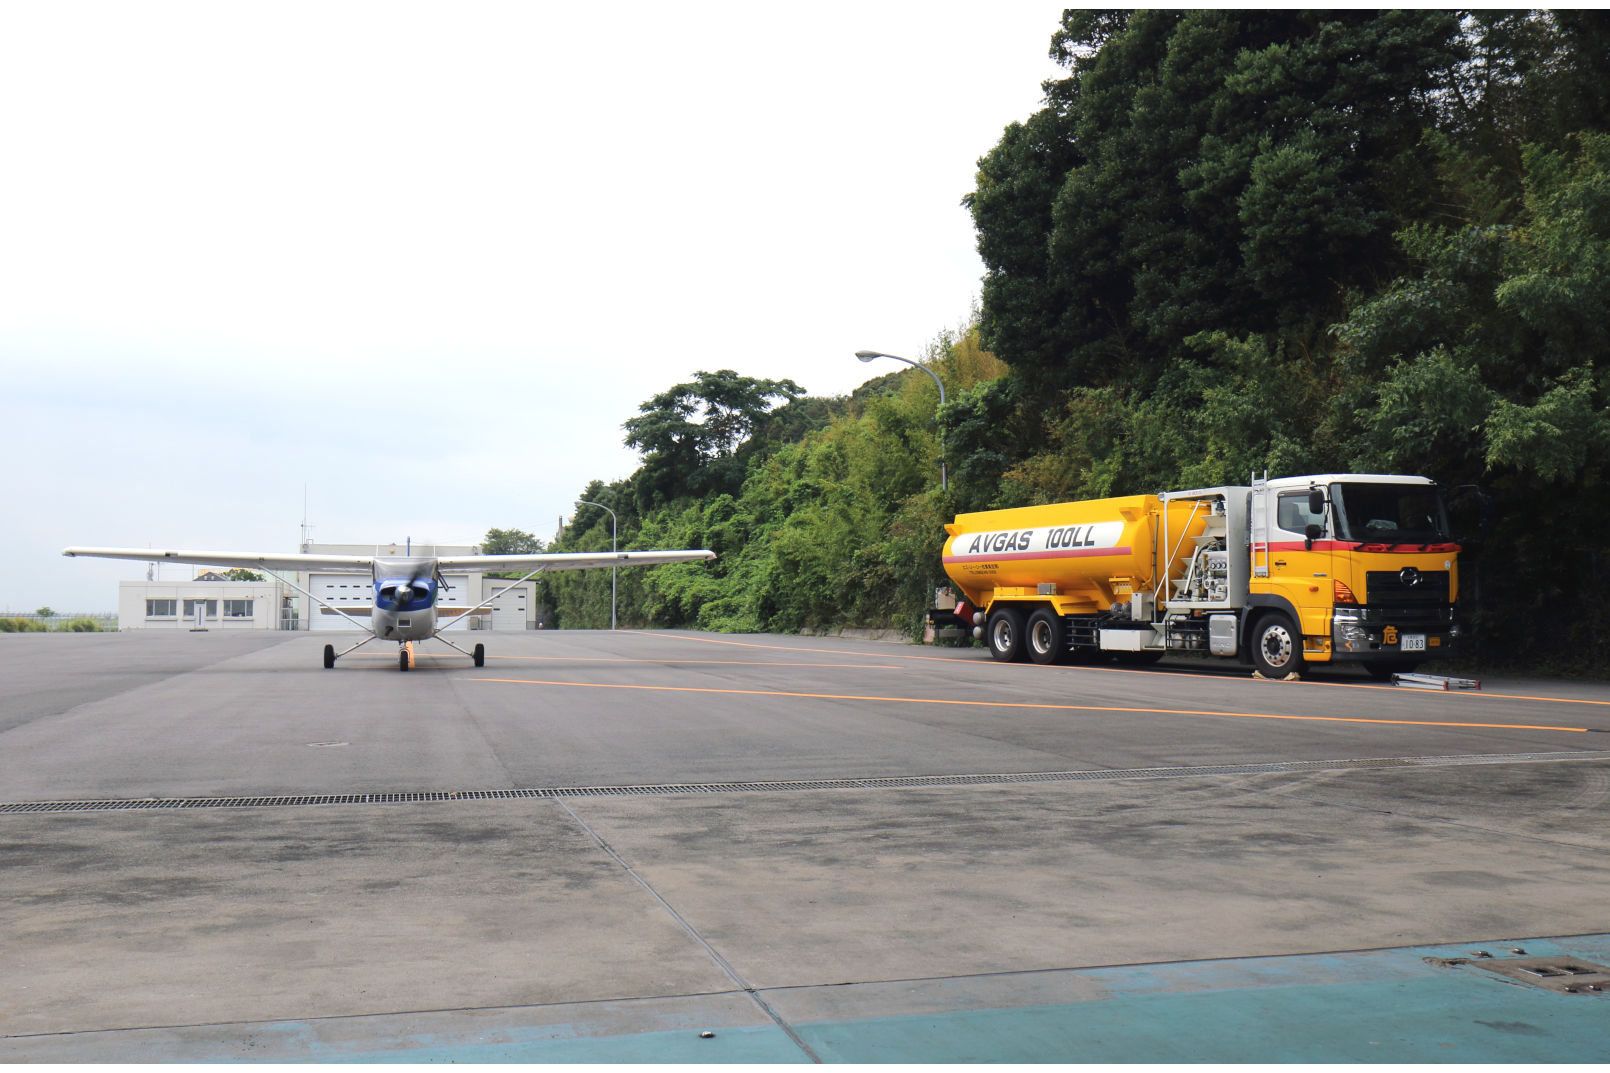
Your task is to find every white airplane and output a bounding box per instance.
[62,543,716,670]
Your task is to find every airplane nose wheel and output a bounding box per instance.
[399,642,414,671]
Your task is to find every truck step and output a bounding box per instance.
[1391,672,1482,691]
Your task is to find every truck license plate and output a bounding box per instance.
[1401,633,1426,652]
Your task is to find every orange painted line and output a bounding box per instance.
[1452,689,1610,707]
[468,678,1592,734]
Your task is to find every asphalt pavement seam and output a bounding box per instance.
[554,799,824,1063]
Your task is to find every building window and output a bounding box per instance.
[183,599,218,620]
[223,600,254,618]
[146,599,177,618]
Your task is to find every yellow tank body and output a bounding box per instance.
[942,494,1211,615]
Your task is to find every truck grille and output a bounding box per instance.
[1365,568,1450,606]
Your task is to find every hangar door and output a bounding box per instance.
[310,573,372,630]
[308,571,477,631]
[485,582,529,630]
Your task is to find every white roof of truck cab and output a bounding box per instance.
[1266,473,1435,491]
[1161,474,1435,501]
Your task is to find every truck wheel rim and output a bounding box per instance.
[1262,625,1293,668]
[1031,620,1051,655]
[993,620,1014,652]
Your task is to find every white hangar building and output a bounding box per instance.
[118,575,289,630]
[115,542,540,632]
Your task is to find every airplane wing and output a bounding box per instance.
[63,547,717,573]
[63,547,376,571]
[436,550,716,571]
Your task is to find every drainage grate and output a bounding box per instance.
[1459,956,1610,995]
[2,750,1607,815]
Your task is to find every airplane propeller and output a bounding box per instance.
[383,561,436,608]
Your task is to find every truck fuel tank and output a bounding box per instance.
[942,494,1212,615]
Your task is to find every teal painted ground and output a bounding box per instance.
[798,973,1603,1063]
[234,935,1608,1063]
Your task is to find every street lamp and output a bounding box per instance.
[577,499,618,630]
[855,350,947,490]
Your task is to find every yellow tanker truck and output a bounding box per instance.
[941,474,1460,679]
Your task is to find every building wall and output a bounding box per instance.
[118,580,286,630]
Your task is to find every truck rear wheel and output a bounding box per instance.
[987,607,1026,662]
[1251,612,1307,678]
[1026,608,1066,665]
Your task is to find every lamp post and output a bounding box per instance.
[855,350,947,491]
[578,499,618,630]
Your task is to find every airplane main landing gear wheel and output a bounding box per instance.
[323,644,335,669]
[473,643,485,668]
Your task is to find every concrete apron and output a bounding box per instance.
[7,934,1608,1062]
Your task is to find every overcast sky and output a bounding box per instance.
[1,0,1068,613]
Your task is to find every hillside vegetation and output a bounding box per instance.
[514,11,1610,673]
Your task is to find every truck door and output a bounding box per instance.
[1270,489,1333,646]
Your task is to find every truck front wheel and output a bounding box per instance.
[987,607,1026,662]
[1251,612,1307,678]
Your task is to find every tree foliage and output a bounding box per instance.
[531,328,992,634]
[481,527,543,555]
[969,10,1463,397]
[623,369,803,511]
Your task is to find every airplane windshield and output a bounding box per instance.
[1331,483,1451,544]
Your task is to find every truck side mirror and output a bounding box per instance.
[1304,522,1323,551]
[1308,489,1326,516]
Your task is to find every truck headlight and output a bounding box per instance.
[1332,609,1369,650]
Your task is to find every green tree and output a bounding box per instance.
[969,10,1462,397]
[1437,12,1610,194]
[481,527,544,555]
[480,527,546,585]
[623,369,804,511]
[221,568,264,582]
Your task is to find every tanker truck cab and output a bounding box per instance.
[1256,474,1459,679]
[941,472,1460,679]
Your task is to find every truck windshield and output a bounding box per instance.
[1331,483,1451,544]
